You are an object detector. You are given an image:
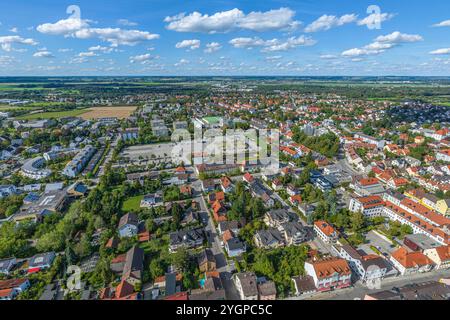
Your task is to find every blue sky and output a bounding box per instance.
[0,0,450,76]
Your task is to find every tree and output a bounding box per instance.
[171,247,189,272]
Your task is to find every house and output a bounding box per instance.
[264,209,291,228]
[207,191,225,204]
[197,249,216,272]
[225,237,246,257]
[201,179,216,193]
[232,272,258,300]
[140,192,163,208]
[364,280,450,300]
[118,213,139,238]
[286,184,299,196]
[28,252,56,273]
[122,246,144,286]
[352,177,385,196]
[304,257,352,292]
[257,281,276,300]
[423,245,450,269]
[220,176,234,193]
[289,194,303,207]
[218,221,240,235]
[436,199,450,216]
[100,280,139,300]
[349,195,384,218]
[0,257,16,275]
[339,245,389,283]
[254,228,285,249]
[212,201,227,222]
[271,178,283,191]
[169,228,205,252]
[436,149,450,162]
[390,247,434,275]
[280,222,309,246]
[250,180,274,207]
[291,276,316,296]
[0,278,30,300]
[243,172,254,184]
[314,220,338,243]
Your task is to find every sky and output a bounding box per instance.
[0,0,450,76]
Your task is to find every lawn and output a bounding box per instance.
[122,195,144,212]
[15,109,90,120]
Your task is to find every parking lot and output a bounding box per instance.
[358,230,397,257]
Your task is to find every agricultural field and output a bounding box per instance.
[15,109,90,120]
[80,106,138,119]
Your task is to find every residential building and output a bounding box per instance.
[232,272,258,300]
[304,258,352,292]
[390,247,434,275]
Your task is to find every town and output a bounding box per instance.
[0,77,449,301]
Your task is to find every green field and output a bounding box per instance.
[15,109,89,120]
[122,195,144,212]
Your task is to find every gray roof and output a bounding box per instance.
[122,246,144,281]
[235,272,258,297]
[118,212,139,229]
[29,252,56,268]
[255,228,284,246]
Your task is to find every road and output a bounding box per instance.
[288,268,450,300]
[191,171,240,300]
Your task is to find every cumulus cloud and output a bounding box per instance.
[88,45,114,53]
[430,48,450,55]
[342,31,423,57]
[229,35,316,52]
[175,39,201,50]
[0,35,38,51]
[129,53,157,63]
[33,50,54,58]
[304,14,357,33]
[357,12,395,27]
[73,28,159,47]
[9,27,19,33]
[432,20,450,27]
[204,42,222,53]
[37,15,159,46]
[37,17,90,35]
[165,7,300,33]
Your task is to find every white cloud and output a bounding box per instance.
[78,51,97,57]
[174,58,189,66]
[342,31,423,57]
[204,42,222,53]
[430,48,450,55]
[37,17,90,35]
[304,14,357,33]
[58,48,73,52]
[73,28,159,47]
[117,19,138,26]
[432,20,450,27]
[129,53,157,63]
[33,50,54,58]
[229,37,267,49]
[374,31,423,43]
[261,36,316,52]
[265,55,282,61]
[88,45,114,53]
[357,13,395,27]
[320,54,337,59]
[229,35,315,52]
[37,16,159,47]
[175,39,201,50]
[165,7,300,33]
[0,35,37,51]
[9,27,19,33]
